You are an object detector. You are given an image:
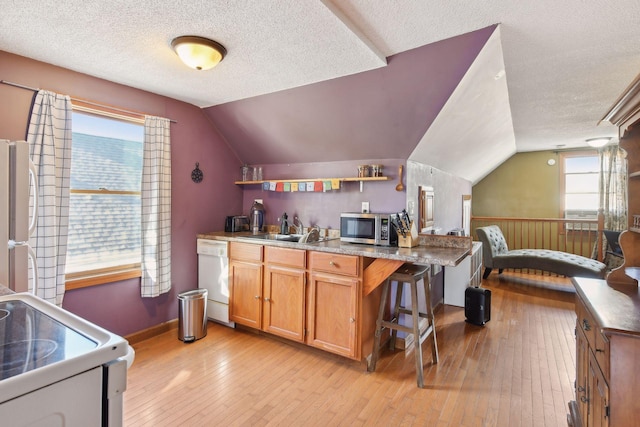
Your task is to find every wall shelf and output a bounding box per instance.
[234,176,390,192]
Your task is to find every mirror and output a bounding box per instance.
[419,186,434,232]
[462,194,472,237]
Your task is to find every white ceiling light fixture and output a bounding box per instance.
[171,36,227,71]
[586,137,612,148]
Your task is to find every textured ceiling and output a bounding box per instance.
[1,0,640,180]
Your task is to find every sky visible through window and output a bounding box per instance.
[565,155,599,211]
[72,112,143,141]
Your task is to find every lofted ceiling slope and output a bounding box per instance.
[2,1,640,182]
[203,26,495,168]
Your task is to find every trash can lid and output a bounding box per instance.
[178,289,208,299]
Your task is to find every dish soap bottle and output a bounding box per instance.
[280,212,289,235]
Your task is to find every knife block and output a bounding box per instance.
[398,221,419,248]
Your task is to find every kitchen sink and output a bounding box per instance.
[240,233,335,243]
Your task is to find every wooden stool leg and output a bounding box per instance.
[368,279,390,372]
[410,279,425,388]
[389,278,404,350]
[423,274,439,364]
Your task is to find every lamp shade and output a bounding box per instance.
[171,36,226,71]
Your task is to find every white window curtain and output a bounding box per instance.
[141,116,172,297]
[26,90,72,306]
[597,144,627,265]
[599,144,628,231]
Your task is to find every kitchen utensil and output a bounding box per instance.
[396,213,408,237]
[395,165,404,191]
[401,209,411,229]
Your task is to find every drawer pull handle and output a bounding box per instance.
[596,348,605,353]
[349,317,355,323]
[582,319,591,331]
[254,295,261,300]
[329,261,335,266]
[580,396,589,403]
[264,297,271,302]
[577,385,585,392]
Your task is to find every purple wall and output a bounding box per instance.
[0,51,244,336]
[239,160,406,229]
[203,25,496,166]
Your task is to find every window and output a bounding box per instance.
[66,109,144,286]
[561,152,599,230]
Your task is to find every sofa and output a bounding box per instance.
[476,225,607,279]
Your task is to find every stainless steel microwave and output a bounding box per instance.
[340,213,398,246]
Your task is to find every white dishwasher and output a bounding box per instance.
[197,239,234,328]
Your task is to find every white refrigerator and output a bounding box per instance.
[0,139,37,293]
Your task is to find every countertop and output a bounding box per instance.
[197,231,471,267]
[573,277,640,336]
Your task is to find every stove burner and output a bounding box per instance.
[0,339,58,379]
[0,309,8,321]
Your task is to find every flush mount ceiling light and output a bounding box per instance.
[586,137,612,148]
[171,36,227,71]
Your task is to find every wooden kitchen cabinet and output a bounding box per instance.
[307,252,361,359]
[229,242,263,328]
[569,278,640,427]
[263,246,306,342]
[228,243,381,361]
[230,243,307,341]
[307,272,359,358]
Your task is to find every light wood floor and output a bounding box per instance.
[124,272,577,426]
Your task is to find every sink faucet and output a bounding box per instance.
[292,216,303,234]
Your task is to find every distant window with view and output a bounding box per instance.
[562,153,599,231]
[66,111,143,276]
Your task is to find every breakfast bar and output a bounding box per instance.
[197,231,472,361]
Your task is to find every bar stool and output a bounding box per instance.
[367,263,439,388]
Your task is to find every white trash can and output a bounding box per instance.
[178,289,208,342]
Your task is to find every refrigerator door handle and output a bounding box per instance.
[27,243,38,295]
[8,240,39,294]
[28,158,38,236]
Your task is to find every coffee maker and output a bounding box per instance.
[249,201,265,233]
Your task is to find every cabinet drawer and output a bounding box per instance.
[265,246,305,269]
[576,298,596,349]
[230,242,263,262]
[309,252,359,277]
[594,329,609,379]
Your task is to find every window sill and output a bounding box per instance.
[65,268,141,290]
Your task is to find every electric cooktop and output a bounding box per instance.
[0,300,97,381]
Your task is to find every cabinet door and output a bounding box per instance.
[307,272,359,358]
[576,325,589,426]
[263,265,306,342]
[229,260,263,328]
[588,350,610,427]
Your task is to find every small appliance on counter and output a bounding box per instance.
[249,201,265,233]
[224,215,249,232]
[340,212,398,246]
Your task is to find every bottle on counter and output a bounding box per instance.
[280,212,289,235]
[250,201,265,234]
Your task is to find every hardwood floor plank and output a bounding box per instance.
[123,271,577,426]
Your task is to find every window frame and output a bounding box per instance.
[65,103,144,289]
[559,150,599,232]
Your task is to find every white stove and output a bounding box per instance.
[0,292,133,426]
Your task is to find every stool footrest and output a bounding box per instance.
[397,307,429,318]
[379,320,413,335]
